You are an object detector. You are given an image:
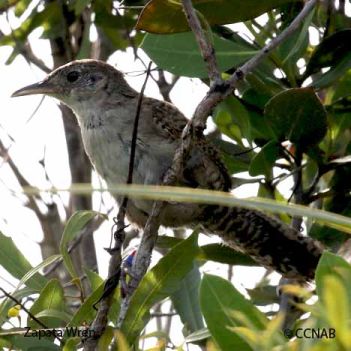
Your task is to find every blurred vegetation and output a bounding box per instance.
[1,0,351,350]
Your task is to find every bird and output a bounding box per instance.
[12,59,323,280]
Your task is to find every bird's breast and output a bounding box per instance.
[80,123,172,188]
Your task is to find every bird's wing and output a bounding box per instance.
[148,98,232,191]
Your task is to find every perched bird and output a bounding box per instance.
[12,59,323,280]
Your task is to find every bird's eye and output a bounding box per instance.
[67,71,80,83]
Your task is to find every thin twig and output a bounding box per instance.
[156,69,179,103]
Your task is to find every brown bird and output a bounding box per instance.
[12,59,323,280]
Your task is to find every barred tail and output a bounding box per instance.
[200,205,323,280]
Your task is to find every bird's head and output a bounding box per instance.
[12,59,131,109]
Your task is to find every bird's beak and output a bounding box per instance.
[12,79,57,97]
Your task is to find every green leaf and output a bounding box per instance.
[170,263,204,334]
[322,275,350,348]
[97,326,114,350]
[185,328,211,343]
[199,244,256,266]
[93,2,135,50]
[2,335,59,350]
[249,141,280,178]
[141,32,256,78]
[14,0,32,16]
[213,96,250,144]
[60,211,106,280]
[312,52,351,89]
[200,274,267,351]
[279,7,315,65]
[14,255,61,293]
[84,268,104,292]
[121,232,200,343]
[136,0,300,34]
[67,283,104,330]
[305,29,351,78]
[76,19,92,59]
[0,255,61,328]
[247,285,279,306]
[331,68,351,102]
[156,235,183,249]
[0,0,19,12]
[28,279,66,329]
[0,2,64,46]
[34,309,72,323]
[315,251,351,299]
[62,338,80,351]
[0,231,47,291]
[73,0,91,15]
[0,337,11,349]
[264,88,327,148]
[212,139,251,174]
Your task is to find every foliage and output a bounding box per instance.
[1,0,351,350]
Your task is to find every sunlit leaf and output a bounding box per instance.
[322,275,350,348]
[66,283,104,331]
[14,255,61,293]
[185,328,211,343]
[60,210,106,280]
[315,252,351,301]
[200,274,267,350]
[14,0,32,16]
[34,309,72,323]
[28,279,66,329]
[22,184,351,234]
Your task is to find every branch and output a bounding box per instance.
[181,0,221,82]
[117,202,162,326]
[155,69,179,103]
[0,139,44,220]
[20,43,51,73]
